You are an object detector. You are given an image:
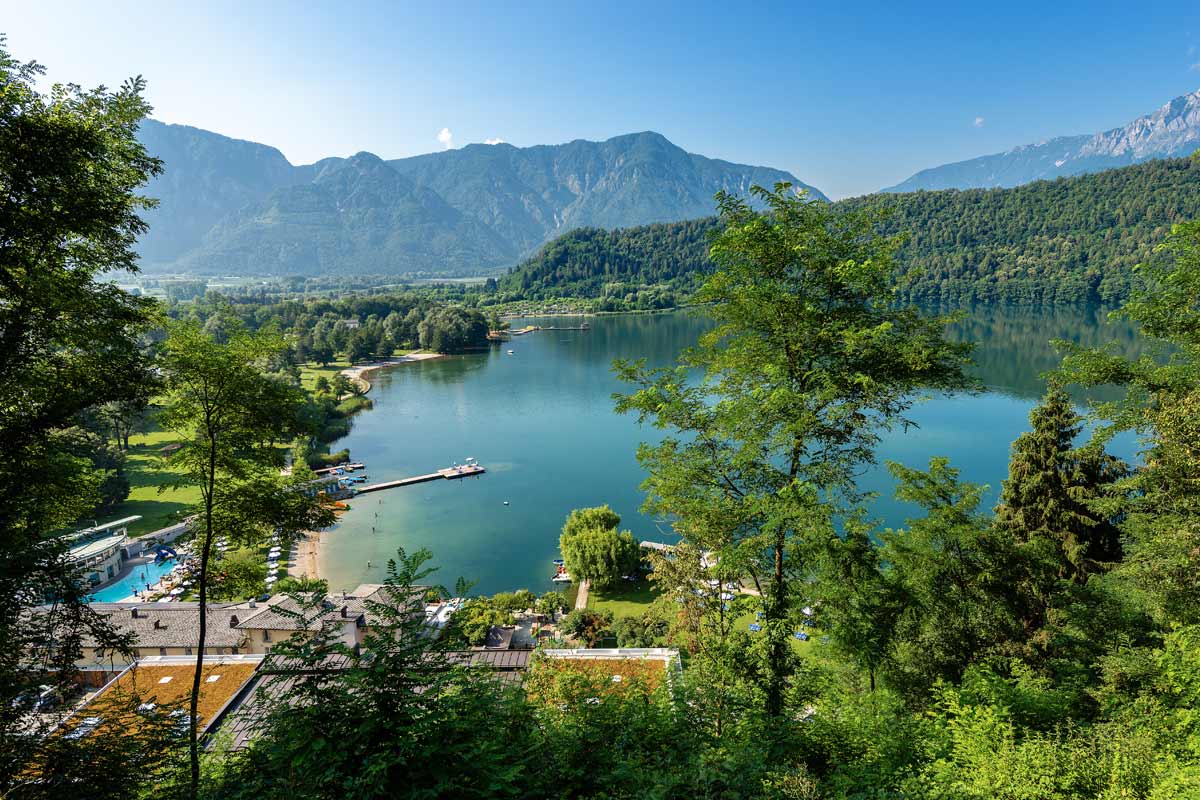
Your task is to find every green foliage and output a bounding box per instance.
[616,183,973,722]
[535,590,568,617]
[446,598,513,646]
[995,386,1128,583]
[503,158,1200,307]
[559,608,614,646]
[0,39,177,798]
[273,575,328,594]
[416,305,489,353]
[1060,218,1200,624]
[158,321,337,794]
[210,547,268,601]
[558,505,641,588]
[611,613,669,647]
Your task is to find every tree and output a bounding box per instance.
[558,506,640,588]
[880,459,1022,701]
[310,338,334,367]
[994,386,1127,584]
[346,329,373,363]
[1059,219,1200,624]
[199,548,542,799]
[0,40,169,797]
[815,517,905,693]
[102,398,149,450]
[560,608,614,646]
[209,547,268,601]
[417,306,489,353]
[615,184,973,722]
[446,597,512,646]
[158,322,334,798]
[536,591,568,618]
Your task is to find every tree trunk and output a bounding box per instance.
[765,532,787,718]
[188,438,216,800]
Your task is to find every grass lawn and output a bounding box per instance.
[101,428,200,538]
[298,360,353,391]
[297,351,421,392]
[587,578,662,618]
[730,608,818,656]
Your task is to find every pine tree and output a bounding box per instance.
[995,386,1126,583]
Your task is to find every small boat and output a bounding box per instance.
[506,350,514,355]
[551,572,571,583]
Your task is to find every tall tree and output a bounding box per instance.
[558,505,640,588]
[994,386,1127,584]
[158,322,334,798]
[1059,219,1200,624]
[615,184,973,722]
[0,40,166,796]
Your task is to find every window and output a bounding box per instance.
[159,647,166,656]
[184,648,192,655]
[263,630,271,642]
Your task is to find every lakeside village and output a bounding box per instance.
[29,453,732,749]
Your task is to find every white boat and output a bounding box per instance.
[506,350,514,355]
[551,573,571,583]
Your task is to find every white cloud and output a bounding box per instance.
[483,138,506,145]
[1191,61,1200,72]
[973,116,986,128]
[436,127,454,149]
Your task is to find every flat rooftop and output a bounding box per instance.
[74,516,142,537]
[60,656,263,740]
[68,532,127,561]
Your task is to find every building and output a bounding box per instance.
[57,655,263,741]
[69,583,434,680]
[209,649,532,751]
[66,516,142,587]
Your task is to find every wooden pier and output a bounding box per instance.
[356,464,486,494]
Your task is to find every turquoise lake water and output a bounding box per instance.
[319,307,1143,596]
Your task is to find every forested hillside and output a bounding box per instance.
[500,156,1200,306]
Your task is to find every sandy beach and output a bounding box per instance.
[293,530,322,579]
[339,352,445,394]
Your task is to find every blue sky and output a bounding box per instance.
[6,1,1200,198]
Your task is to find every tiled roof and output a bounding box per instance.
[84,603,246,649]
[232,585,424,631]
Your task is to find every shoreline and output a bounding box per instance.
[292,530,321,580]
[339,352,446,395]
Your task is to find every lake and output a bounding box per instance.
[318,306,1143,595]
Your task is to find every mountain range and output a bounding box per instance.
[886,89,1200,192]
[135,123,825,275]
[503,156,1200,307]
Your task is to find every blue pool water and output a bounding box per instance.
[89,558,177,602]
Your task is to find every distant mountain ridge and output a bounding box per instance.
[886,89,1200,192]
[504,157,1200,307]
[134,122,824,275]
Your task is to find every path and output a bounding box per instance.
[575,578,591,610]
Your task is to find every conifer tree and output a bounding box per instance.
[994,386,1126,583]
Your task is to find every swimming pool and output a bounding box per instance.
[89,558,177,602]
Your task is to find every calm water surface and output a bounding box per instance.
[320,307,1143,595]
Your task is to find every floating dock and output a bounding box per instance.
[356,464,486,494]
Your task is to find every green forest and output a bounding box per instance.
[499,155,1200,307]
